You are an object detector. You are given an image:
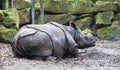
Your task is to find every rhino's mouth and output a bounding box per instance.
[89,39,96,46]
[77,37,96,49]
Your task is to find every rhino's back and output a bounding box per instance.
[25,23,67,46]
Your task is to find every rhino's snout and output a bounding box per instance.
[87,33,95,46]
[89,38,96,47]
[78,36,96,49]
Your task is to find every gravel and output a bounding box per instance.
[0,40,120,70]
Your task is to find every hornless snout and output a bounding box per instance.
[87,33,96,47]
[89,38,96,47]
[77,37,96,49]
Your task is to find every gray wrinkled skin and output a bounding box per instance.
[11,21,95,60]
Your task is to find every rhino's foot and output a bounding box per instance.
[64,54,79,58]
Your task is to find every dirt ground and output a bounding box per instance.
[0,39,120,70]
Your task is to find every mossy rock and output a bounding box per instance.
[97,25,120,41]
[112,13,120,26]
[0,10,4,22]
[35,14,76,24]
[95,11,114,28]
[18,8,30,25]
[77,14,93,19]
[1,8,20,28]
[0,29,17,43]
[44,0,94,14]
[13,0,41,9]
[95,0,120,2]
[117,2,120,11]
[75,17,93,30]
[90,0,97,3]
[94,1,119,12]
[35,2,40,10]
[13,0,31,9]
[0,25,6,31]
[82,29,93,35]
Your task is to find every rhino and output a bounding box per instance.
[11,21,95,60]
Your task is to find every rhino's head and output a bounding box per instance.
[74,29,95,49]
[65,21,95,49]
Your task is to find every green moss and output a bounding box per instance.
[77,14,93,19]
[97,25,120,41]
[2,15,15,27]
[68,1,94,14]
[35,3,40,10]
[97,26,111,39]
[13,0,31,9]
[94,1,119,12]
[1,8,20,28]
[0,25,6,31]
[44,0,94,14]
[0,29,17,43]
[82,29,93,35]
[0,10,5,22]
[37,14,76,24]
[95,11,114,25]
[113,13,120,26]
[18,8,30,26]
[75,17,93,30]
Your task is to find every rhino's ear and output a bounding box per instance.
[69,21,77,29]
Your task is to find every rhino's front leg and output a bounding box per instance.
[53,46,64,60]
[63,45,79,58]
[68,47,79,58]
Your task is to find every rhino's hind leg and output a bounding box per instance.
[12,37,28,58]
[12,31,53,60]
